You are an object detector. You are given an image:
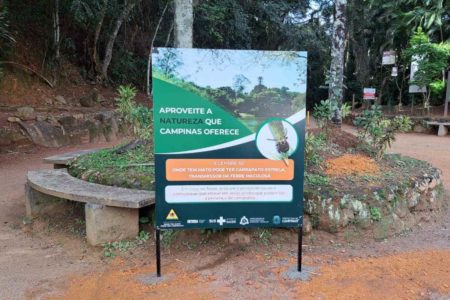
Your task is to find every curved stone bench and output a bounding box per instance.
[26,169,155,245]
[426,121,450,136]
[43,149,101,169]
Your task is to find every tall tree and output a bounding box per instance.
[92,0,108,76]
[328,0,347,126]
[53,0,60,62]
[146,1,169,96]
[101,0,141,80]
[174,0,193,48]
[403,28,450,113]
[375,0,449,43]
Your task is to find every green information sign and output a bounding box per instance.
[152,48,307,230]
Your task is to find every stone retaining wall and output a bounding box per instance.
[0,110,126,150]
[303,168,445,237]
[345,112,448,134]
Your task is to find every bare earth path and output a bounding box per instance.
[0,131,449,299]
[0,141,118,300]
[389,131,450,188]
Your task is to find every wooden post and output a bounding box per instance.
[352,94,355,110]
[445,72,449,117]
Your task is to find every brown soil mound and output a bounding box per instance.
[326,154,379,176]
[307,128,359,149]
[328,128,359,149]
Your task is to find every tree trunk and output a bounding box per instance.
[328,0,347,127]
[146,2,169,96]
[174,0,193,48]
[93,0,108,76]
[53,0,60,62]
[348,0,370,88]
[101,0,139,81]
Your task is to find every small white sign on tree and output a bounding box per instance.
[382,51,396,65]
[363,88,376,100]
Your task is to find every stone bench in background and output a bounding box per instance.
[426,121,450,137]
[43,148,101,168]
[26,169,155,245]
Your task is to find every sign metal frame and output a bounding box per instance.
[152,48,307,276]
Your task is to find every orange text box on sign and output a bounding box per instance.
[166,159,294,181]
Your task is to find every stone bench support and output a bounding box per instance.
[426,121,450,137]
[25,183,66,217]
[26,169,154,246]
[85,203,139,246]
[437,124,448,136]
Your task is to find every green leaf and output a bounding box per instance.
[426,13,436,29]
[139,217,150,224]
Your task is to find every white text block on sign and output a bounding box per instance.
[165,185,293,203]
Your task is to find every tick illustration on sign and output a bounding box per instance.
[268,120,290,166]
[256,119,298,164]
[269,121,289,153]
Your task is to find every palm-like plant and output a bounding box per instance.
[0,7,15,46]
[369,0,449,42]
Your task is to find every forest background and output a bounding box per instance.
[0,0,449,110]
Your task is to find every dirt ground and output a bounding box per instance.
[388,131,450,189]
[0,141,118,300]
[0,131,449,300]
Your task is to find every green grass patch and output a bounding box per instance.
[69,143,155,190]
[103,230,150,258]
[305,173,329,186]
[369,207,382,221]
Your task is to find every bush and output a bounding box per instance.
[354,105,412,160]
[305,132,326,168]
[403,28,450,109]
[369,207,382,221]
[0,7,15,48]
[313,99,351,129]
[109,50,147,88]
[115,85,152,141]
[0,7,15,79]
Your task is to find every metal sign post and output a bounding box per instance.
[298,226,303,272]
[156,226,304,277]
[156,228,161,277]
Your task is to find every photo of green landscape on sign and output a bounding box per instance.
[152,48,307,229]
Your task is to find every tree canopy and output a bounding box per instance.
[1,0,449,109]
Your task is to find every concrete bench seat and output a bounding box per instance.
[426,121,450,136]
[43,149,101,168]
[25,169,155,245]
